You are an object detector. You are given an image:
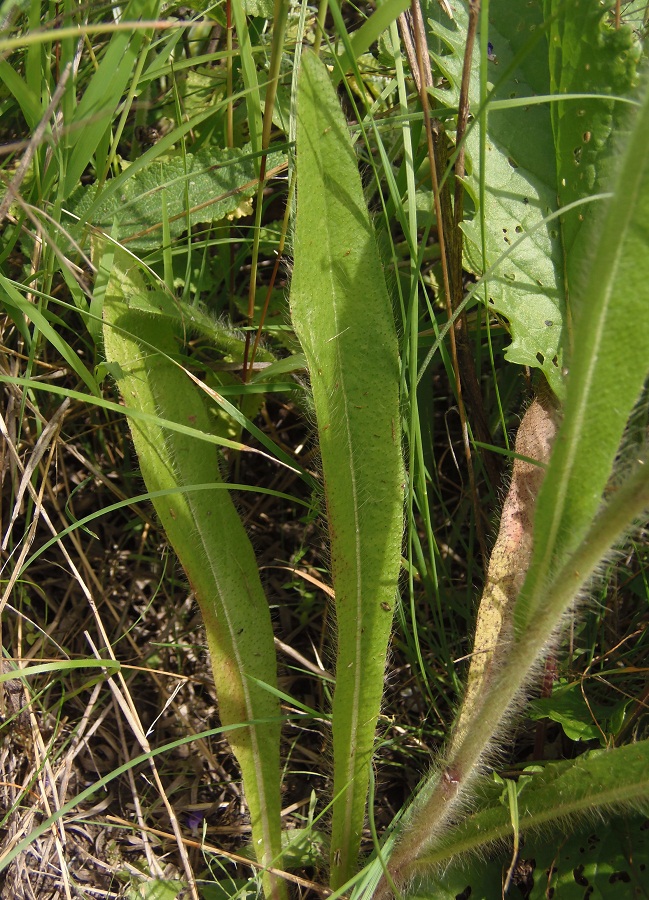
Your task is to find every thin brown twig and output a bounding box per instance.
[106,814,336,896]
[404,1,489,563]
[249,168,296,370]
[86,635,201,900]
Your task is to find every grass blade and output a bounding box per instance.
[63,0,161,196]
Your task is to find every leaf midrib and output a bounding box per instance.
[322,231,364,847]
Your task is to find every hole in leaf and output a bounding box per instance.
[609,871,631,884]
[515,225,523,233]
[536,352,544,365]
[573,864,589,887]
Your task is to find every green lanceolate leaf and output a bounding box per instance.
[102,253,285,900]
[290,51,405,888]
[414,741,649,871]
[374,73,649,900]
[515,73,649,632]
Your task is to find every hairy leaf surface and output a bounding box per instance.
[70,147,283,251]
[516,73,649,630]
[290,51,404,888]
[103,254,285,899]
[545,0,640,268]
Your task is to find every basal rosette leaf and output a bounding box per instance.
[407,744,649,898]
[69,147,284,251]
[103,254,285,900]
[290,51,404,888]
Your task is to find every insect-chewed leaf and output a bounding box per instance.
[428,0,566,393]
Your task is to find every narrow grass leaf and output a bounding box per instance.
[0,58,41,128]
[62,0,161,196]
[0,659,121,682]
[231,0,262,162]
[290,51,404,888]
[103,253,285,900]
[23,482,309,573]
[333,0,410,80]
[0,275,99,396]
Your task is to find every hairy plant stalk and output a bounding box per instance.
[378,458,649,896]
[450,391,560,756]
